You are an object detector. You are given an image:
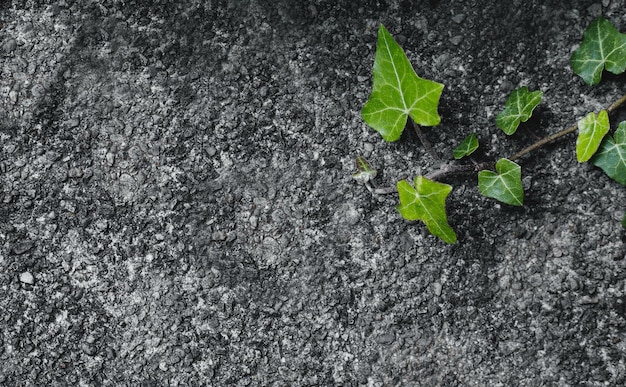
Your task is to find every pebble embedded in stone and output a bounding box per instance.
[3,38,16,52]
[452,14,466,24]
[433,282,442,296]
[12,241,34,255]
[450,35,463,45]
[375,332,395,345]
[19,272,34,285]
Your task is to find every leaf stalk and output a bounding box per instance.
[509,93,626,162]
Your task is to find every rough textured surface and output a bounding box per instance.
[1,0,625,385]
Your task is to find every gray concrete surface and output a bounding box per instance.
[1,0,625,385]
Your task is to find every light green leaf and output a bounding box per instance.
[576,110,610,162]
[397,176,456,244]
[478,158,524,206]
[352,156,377,183]
[496,86,543,135]
[570,17,626,86]
[362,24,444,142]
[592,121,626,186]
[453,133,479,159]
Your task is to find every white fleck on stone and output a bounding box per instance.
[449,35,463,45]
[212,230,227,241]
[105,152,115,166]
[9,90,18,104]
[498,275,511,289]
[345,206,361,226]
[433,282,442,296]
[19,272,34,285]
[118,173,137,202]
[452,14,465,23]
[249,215,258,229]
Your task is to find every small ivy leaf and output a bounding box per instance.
[362,24,444,142]
[591,121,626,186]
[570,17,626,86]
[478,158,524,206]
[352,156,378,183]
[397,176,457,244]
[496,86,543,135]
[622,212,626,229]
[576,110,610,162]
[453,133,479,159]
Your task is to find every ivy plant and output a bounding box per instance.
[453,133,478,160]
[570,16,626,86]
[592,121,626,185]
[397,176,456,244]
[477,159,524,207]
[356,19,626,243]
[496,86,543,135]
[361,25,444,142]
[576,110,610,162]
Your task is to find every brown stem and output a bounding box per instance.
[365,181,398,194]
[425,162,491,180]
[411,119,440,162]
[509,93,626,162]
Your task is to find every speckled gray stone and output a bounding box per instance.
[0,1,624,386]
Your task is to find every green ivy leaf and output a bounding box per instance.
[453,133,479,159]
[576,110,610,162]
[362,24,444,142]
[496,86,543,135]
[352,156,378,183]
[622,212,626,229]
[570,17,626,86]
[478,158,524,206]
[397,176,456,244]
[592,121,626,186]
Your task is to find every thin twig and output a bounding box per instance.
[365,181,398,194]
[411,119,440,162]
[426,161,492,180]
[509,93,626,162]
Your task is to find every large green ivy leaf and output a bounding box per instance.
[496,86,543,135]
[397,176,456,244]
[570,17,626,86]
[362,24,444,142]
[592,121,626,186]
[453,133,479,159]
[622,212,626,229]
[478,158,524,206]
[576,110,609,162]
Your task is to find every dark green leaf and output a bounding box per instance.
[570,17,626,86]
[592,121,626,186]
[576,110,610,162]
[397,176,456,244]
[478,158,524,206]
[453,133,479,159]
[496,86,543,135]
[362,24,444,142]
